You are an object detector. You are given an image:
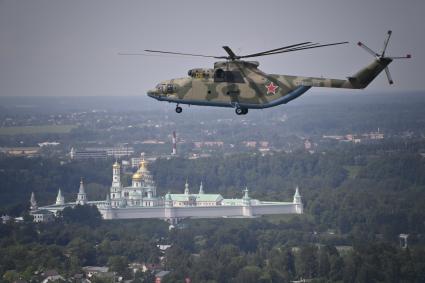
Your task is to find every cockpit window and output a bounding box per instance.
[155,84,175,94]
[166,84,174,93]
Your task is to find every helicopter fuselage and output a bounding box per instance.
[147,58,391,115]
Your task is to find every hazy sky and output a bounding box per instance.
[0,0,424,96]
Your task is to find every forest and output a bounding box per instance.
[1,139,425,282]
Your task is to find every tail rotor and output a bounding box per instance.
[381,30,392,57]
[357,30,411,85]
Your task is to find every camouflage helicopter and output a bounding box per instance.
[125,31,410,115]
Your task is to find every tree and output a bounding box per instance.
[234,266,262,283]
[295,245,318,279]
[107,256,131,279]
[135,270,155,283]
[2,270,20,282]
[67,237,96,266]
[61,204,102,226]
[317,248,330,278]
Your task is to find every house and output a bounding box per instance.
[155,271,170,283]
[41,270,65,283]
[82,266,109,278]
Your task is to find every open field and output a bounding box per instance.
[0,125,77,135]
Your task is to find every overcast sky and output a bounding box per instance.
[0,0,424,96]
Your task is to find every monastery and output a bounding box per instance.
[34,160,303,223]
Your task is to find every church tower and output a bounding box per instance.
[184,179,190,195]
[132,159,146,188]
[30,192,38,211]
[76,178,87,205]
[112,161,121,188]
[56,188,65,205]
[293,186,303,214]
[110,161,122,207]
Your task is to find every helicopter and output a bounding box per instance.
[124,31,410,115]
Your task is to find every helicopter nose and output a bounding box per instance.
[147,89,160,99]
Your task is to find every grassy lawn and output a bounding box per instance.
[0,125,77,135]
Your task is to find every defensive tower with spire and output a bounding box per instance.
[76,178,87,205]
[56,189,65,205]
[30,192,38,211]
[293,185,303,214]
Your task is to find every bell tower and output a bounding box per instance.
[112,161,121,188]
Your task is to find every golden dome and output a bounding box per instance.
[132,172,143,181]
[139,158,147,170]
[113,162,120,169]
[132,158,149,181]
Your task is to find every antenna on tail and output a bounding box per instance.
[357,30,411,85]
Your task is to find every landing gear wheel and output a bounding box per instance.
[235,107,248,115]
[175,106,183,113]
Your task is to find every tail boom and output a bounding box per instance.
[285,58,392,90]
[286,31,410,90]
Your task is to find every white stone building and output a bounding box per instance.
[29,192,55,223]
[36,160,303,223]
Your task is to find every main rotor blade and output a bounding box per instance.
[241,41,349,59]
[118,53,165,56]
[144,49,224,59]
[239,42,313,58]
[222,46,238,60]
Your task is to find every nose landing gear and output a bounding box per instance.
[175,105,183,113]
[235,107,248,115]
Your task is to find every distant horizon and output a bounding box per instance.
[1,89,424,98]
[1,0,424,96]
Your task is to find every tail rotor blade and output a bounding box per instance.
[381,30,392,57]
[388,54,411,59]
[384,67,394,85]
[358,42,379,57]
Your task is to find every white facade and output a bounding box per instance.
[38,161,304,223]
[30,209,54,223]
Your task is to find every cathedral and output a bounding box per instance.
[34,159,303,222]
[110,159,161,208]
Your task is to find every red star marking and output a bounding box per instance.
[265,82,278,95]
